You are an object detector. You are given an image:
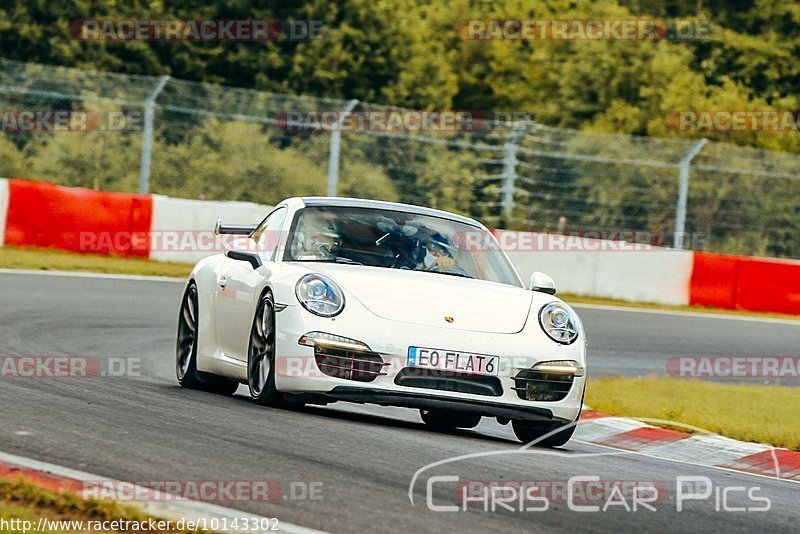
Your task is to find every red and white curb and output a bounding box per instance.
[0,451,325,534]
[576,409,800,482]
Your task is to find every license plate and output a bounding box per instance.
[407,346,499,376]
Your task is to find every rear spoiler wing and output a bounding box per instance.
[215,219,257,236]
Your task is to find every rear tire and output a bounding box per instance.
[176,282,239,395]
[420,409,481,430]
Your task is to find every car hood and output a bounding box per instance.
[310,264,532,334]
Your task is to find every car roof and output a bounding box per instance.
[297,197,483,228]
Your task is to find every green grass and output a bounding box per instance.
[586,376,800,450]
[0,476,202,533]
[0,246,192,278]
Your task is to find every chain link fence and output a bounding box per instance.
[1,58,799,258]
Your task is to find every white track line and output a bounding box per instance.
[0,450,326,534]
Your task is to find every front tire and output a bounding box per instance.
[514,385,584,447]
[247,291,284,406]
[420,409,481,430]
[176,282,239,395]
[512,420,576,447]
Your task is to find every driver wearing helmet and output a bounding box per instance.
[294,215,341,261]
[420,233,457,272]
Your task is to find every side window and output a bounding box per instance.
[253,207,287,262]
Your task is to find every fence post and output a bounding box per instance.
[501,121,527,218]
[327,99,359,197]
[138,75,170,194]
[673,138,707,250]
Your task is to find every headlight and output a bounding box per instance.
[295,274,345,317]
[538,302,580,344]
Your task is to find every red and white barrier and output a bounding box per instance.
[690,252,800,315]
[0,178,798,315]
[499,231,694,306]
[150,195,270,264]
[3,179,152,257]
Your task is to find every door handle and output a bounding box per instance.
[218,275,229,290]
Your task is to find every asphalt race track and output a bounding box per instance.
[575,304,800,383]
[1,271,798,533]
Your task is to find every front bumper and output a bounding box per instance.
[274,301,586,423]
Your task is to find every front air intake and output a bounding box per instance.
[394,368,503,396]
[314,345,386,382]
[512,369,574,401]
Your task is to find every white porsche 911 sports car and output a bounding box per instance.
[176,197,586,446]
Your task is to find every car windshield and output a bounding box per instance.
[284,206,521,287]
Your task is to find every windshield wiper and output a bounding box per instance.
[297,257,363,265]
[426,270,476,279]
[331,257,363,265]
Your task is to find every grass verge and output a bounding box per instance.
[0,476,200,533]
[586,376,800,450]
[0,246,192,278]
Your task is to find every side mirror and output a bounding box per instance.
[225,237,262,269]
[529,272,556,295]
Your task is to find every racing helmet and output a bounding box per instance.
[293,214,341,260]
[426,232,456,258]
